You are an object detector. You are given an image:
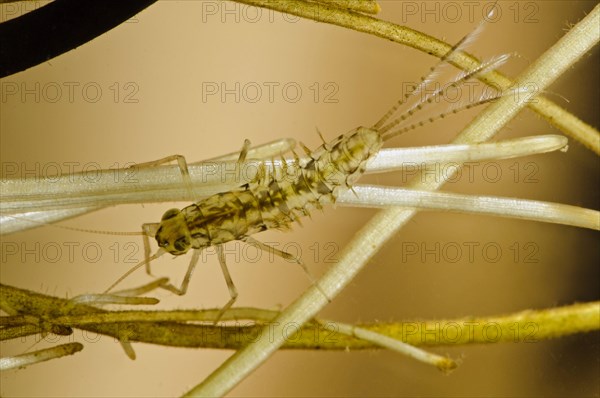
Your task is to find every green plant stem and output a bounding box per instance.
[317,0,380,15]
[233,0,599,154]
[1,284,598,350]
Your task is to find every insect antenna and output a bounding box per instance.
[373,4,493,130]
[379,54,513,141]
[1,213,144,236]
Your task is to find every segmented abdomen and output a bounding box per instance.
[183,127,382,246]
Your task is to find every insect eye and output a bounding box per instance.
[174,237,189,252]
[161,208,180,221]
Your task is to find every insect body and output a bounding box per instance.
[122,127,384,317]
[155,127,382,257]
[107,18,508,319]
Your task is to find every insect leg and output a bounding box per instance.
[156,249,201,295]
[237,139,251,186]
[215,244,239,323]
[141,223,159,275]
[131,154,195,199]
[241,236,331,302]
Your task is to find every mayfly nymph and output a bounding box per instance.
[106,14,508,319]
[155,127,382,256]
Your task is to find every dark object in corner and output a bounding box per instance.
[0,0,158,78]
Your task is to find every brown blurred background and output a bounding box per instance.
[1,1,598,396]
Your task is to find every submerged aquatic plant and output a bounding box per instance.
[1,1,598,396]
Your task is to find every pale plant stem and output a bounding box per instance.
[5,182,598,234]
[327,320,457,372]
[338,186,600,231]
[365,135,568,173]
[2,135,586,235]
[0,135,566,213]
[0,343,83,371]
[185,5,600,397]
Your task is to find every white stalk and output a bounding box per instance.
[327,320,457,372]
[0,343,83,371]
[338,186,600,231]
[0,135,570,234]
